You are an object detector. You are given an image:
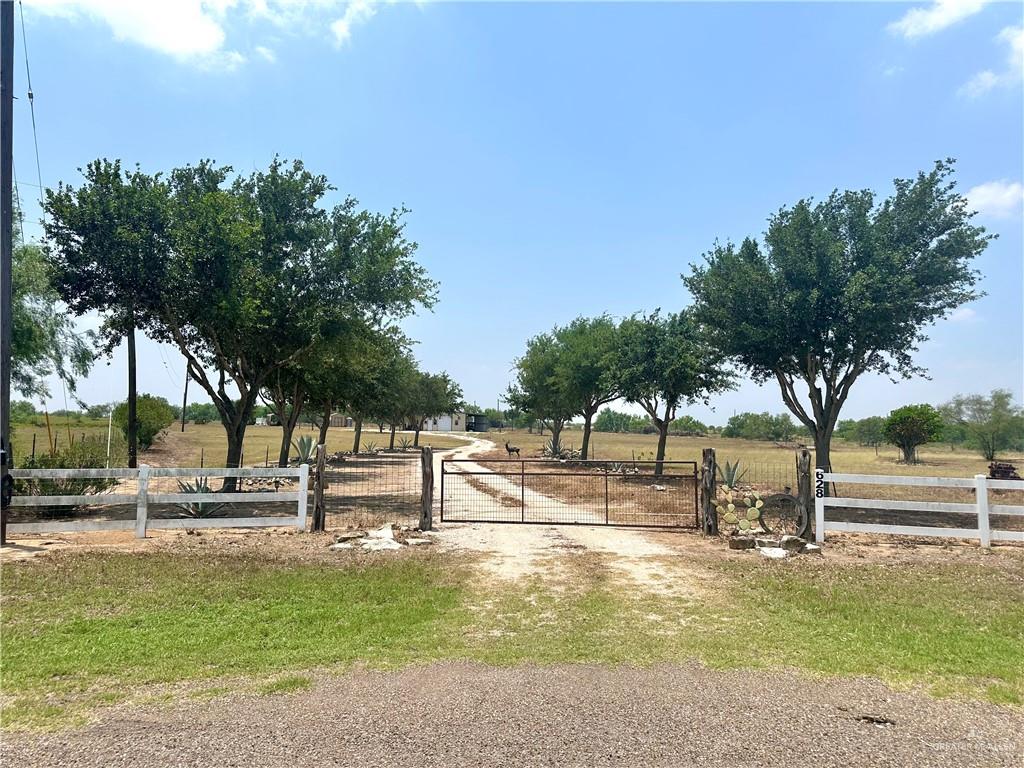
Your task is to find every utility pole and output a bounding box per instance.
[0,0,14,546]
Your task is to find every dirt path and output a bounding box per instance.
[429,437,709,595]
[5,661,1021,768]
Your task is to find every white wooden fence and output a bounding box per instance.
[7,464,309,538]
[814,470,1024,547]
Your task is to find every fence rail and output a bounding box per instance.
[7,464,309,537]
[814,470,1024,547]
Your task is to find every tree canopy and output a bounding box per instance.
[940,390,1023,461]
[684,160,990,475]
[884,404,944,463]
[613,310,733,473]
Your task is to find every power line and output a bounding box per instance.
[17,0,43,224]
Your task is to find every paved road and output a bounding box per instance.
[4,662,1021,768]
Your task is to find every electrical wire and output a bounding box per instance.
[17,0,45,224]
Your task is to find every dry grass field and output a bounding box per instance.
[10,420,469,468]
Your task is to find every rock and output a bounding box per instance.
[334,531,367,542]
[405,537,433,546]
[650,484,667,492]
[779,535,806,552]
[329,542,354,551]
[361,538,403,552]
[759,547,790,560]
[367,524,395,541]
[728,537,755,550]
[801,543,823,556]
[755,537,781,549]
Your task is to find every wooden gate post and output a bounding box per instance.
[419,446,433,531]
[796,448,812,540]
[312,444,326,533]
[701,448,718,536]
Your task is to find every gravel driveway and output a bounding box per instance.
[5,662,1021,768]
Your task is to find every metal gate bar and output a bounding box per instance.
[440,459,699,528]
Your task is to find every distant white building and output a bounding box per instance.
[422,412,466,432]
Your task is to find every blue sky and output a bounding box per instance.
[16,0,1024,423]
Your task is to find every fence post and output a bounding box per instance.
[297,463,309,532]
[814,468,825,544]
[701,448,717,536]
[135,464,150,539]
[521,459,526,523]
[796,448,812,540]
[312,444,326,533]
[975,473,991,548]
[420,446,433,531]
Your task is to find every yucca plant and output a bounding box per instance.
[397,437,413,451]
[174,477,227,519]
[291,435,316,463]
[361,440,377,453]
[717,459,748,487]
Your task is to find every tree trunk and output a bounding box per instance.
[413,420,422,447]
[580,408,595,461]
[813,431,835,495]
[654,421,669,477]
[353,417,363,453]
[549,421,563,456]
[318,402,331,447]
[277,420,294,468]
[389,424,396,450]
[126,323,138,468]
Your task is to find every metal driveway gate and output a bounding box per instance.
[440,458,699,528]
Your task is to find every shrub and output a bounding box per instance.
[112,394,176,449]
[15,435,127,497]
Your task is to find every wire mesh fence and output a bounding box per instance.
[441,459,699,527]
[319,451,423,529]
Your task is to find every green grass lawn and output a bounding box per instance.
[2,549,1022,729]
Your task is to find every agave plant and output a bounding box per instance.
[397,437,413,451]
[716,459,748,488]
[291,435,316,463]
[361,440,378,454]
[174,477,227,519]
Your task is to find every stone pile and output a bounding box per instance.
[328,524,433,553]
[727,534,821,559]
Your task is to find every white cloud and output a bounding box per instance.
[948,306,979,323]
[331,0,377,46]
[959,25,1024,98]
[25,0,394,70]
[966,180,1024,218]
[254,45,277,63]
[887,0,990,39]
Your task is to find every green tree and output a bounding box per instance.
[684,161,989,479]
[594,408,649,433]
[721,411,798,441]
[941,390,1023,461]
[852,416,886,453]
[553,316,620,459]
[184,402,219,424]
[44,160,171,467]
[147,159,435,478]
[9,400,36,423]
[883,404,944,464]
[11,221,93,403]
[613,311,733,475]
[112,394,175,450]
[507,331,578,455]
[407,370,463,446]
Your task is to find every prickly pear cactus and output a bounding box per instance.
[716,485,765,534]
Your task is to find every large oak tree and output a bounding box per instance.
[684,160,990,476]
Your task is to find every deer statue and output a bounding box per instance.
[505,441,521,458]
